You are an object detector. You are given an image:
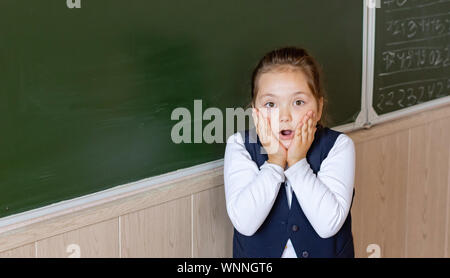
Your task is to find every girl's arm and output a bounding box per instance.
[224,132,285,236]
[284,134,355,239]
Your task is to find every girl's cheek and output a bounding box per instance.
[292,111,304,125]
[260,107,276,120]
[269,108,280,119]
[297,109,316,123]
[259,107,270,118]
[269,109,281,130]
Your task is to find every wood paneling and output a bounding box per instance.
[36,218,119,258]
[351,130,409,258]
[405,117,450,257]
[447,143,450,257]
[121,196,191,258]
[349,104,450,144]
[0,243,35,258]
[193,186,233,258]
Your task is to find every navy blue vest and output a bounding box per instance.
[233,125,355,258]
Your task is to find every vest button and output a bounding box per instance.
[292,224,299,232]
[302,251,309,258]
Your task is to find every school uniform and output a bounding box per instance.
[223,125,355,258]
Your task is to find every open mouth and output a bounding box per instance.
[279,129,294,140]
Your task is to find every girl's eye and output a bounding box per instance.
[295,100,305,106]
[264,102,275,108]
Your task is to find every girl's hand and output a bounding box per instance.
[287,110,317,167]
[252,108,287,168]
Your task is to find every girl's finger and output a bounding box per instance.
[252,109,258,130]
[255,110,262,138]
[301,115,308,143]
[258,110,265,140]
[262,111,278,153]
[261,110,269,138]
[295,120,303,138]
[266,113,272,139]
[260,109,269,142]
[297,114,307,143]
[292,120,303,145]
[307,118,313,140]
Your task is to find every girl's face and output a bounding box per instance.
[254,69,323,149]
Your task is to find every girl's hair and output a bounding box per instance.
[249,46,329,128]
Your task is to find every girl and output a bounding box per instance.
[224,46,355,258]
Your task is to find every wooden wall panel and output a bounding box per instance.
[406,117,450,257]
[36,218,119,258]
[0,243,35,258]
[121,196,191,258]
[351,142,365,258]
[193,186,233,258]
[351,130,409,258]
[447,139,450,258]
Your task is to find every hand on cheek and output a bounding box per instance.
[252,108,287,168]
[286,110,317,167]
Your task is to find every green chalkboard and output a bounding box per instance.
[373,0,450,114]
[0,0,363,218]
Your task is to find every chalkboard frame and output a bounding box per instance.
[366,0,450,128]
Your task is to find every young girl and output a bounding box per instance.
[224,46,355,258]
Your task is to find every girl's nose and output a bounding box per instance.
[279,109,291,122]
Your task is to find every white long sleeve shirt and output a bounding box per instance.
[223,131,355,258]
